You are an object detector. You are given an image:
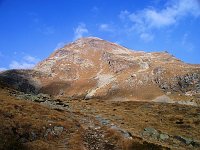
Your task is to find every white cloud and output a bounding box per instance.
[140,33,154,42]
[119,10,130,20]
[182,33,188,46]
[37,25,55,35]
[114,41,122,45]
[23,55,40,63]
[54,42,66,51]
[9,55,40,69]
[99,24,114,32]
[9,61,35,69]
[0,67,7,71]
[74,23,88,40]
[119,0,200,41]
[42,26,55,35]
[130,0,199,28]
[181,33,195,52]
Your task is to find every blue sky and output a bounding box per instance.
[0,0,200,70]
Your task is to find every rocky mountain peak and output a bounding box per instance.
[76,36,104,42]
[60,36,133,55]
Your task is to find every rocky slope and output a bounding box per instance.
[1,85,172,150]
[0,37,200,104]
[1,83,200,150]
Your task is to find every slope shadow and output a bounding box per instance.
[0,69,41,94]
[39,81,72,96]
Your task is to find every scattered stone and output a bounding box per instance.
[44,126,64,138]
[175,119,184,124]
[29,131,37,141]
[153,95,174,103]
[174,136,193,145]
[173,135,200,147]
[159,133,169,141]
[142,127,159,139]
[166,92,171,95]
[53,126,64,136]
[44,128,52,139]
[95,115,110,125]
[176,100,198,106]
[110,125,132,139]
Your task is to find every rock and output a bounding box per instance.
[44,126,64,138]
[110,125,132,139]
[142,127,159,139]
[29,131,37,141]
[140,62,149,70]
[153,67,165,75]
[53,126,64,136]
[95,115,110,125]
[159,133,169,141]
[37,93,50,99]
[175,119,184,124]
[101,119,110,125]
[166,92,171,95]
[176,100,198,106]
[174,135,193,145]
[153,95,174,103]
[160,82,170,90]
[44,128,52,139]
[155,73,200,96]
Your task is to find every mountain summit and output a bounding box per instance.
[1,37,200,104]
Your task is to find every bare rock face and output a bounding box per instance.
[1,37,200,103]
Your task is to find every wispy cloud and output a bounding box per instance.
[54,42,66,50]
[99,24,114,32]
[73,23,89,40]
[0,67,6,71]
[181,33,195,52]
[39,25,55,35]
[28,12,40,23]
[182,33,189,46]
[23,55,40,63]
[28,12,55,35]
[140,33,154,42]
[9,55,40,69]
[9,61,35,69]
[119,0,200,42]
[91,6,99,13]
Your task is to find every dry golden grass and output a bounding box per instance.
[68,99,200,149]
[1,84,199,149]
[0,87,82,150]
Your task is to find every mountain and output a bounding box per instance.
[1,37,200,104]
[1,37,200,149]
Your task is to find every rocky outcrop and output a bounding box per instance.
[155,73,200,96]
